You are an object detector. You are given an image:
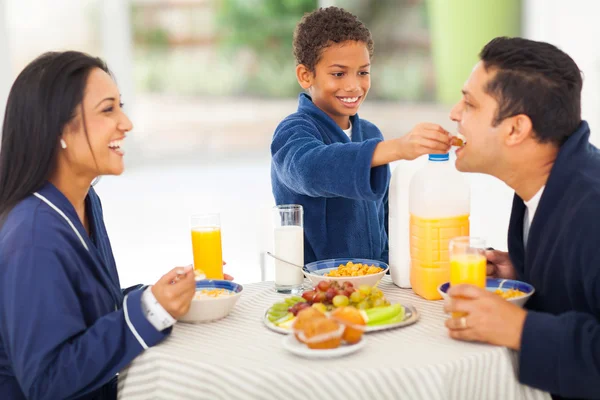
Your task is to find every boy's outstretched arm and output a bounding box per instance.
[371,123,451,167]
[272,118,388,201]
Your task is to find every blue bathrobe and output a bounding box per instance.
[271,94,390,265]
[509,122,600,400]
[0,183,170,400]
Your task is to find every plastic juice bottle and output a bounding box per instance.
[408,153,470,300]
[389,157,423,289]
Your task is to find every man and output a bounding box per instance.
[445,36,600,400]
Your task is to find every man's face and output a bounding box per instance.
[450,62,511,174]
[307,40,371,129]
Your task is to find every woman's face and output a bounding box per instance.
[60,68,133,178]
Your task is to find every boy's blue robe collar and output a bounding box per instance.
[37,182,124,307]
[297,93,366,143]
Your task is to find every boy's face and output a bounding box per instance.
[449,61,513,174]
[297,40,371,129]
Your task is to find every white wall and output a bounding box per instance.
[101,0,135,112]
[524,0,600,144]
[1,0,136,123]
[5,0,98,73]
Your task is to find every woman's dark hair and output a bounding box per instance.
[0,51,110,218]
[479,37,582,146]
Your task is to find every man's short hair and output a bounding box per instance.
[480,37,582,145]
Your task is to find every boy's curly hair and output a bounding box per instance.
[293,7,374,72]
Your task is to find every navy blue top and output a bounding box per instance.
[0,183,170,399]
[509,122,600,399]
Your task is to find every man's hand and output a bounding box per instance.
[444,284,527,350]
[486,249,517,279]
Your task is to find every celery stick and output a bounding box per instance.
[367,310,405,327]
[363,304,402,324]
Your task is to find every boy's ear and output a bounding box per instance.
[296,64,313,90]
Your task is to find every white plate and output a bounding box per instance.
[282,334,366,359]
[264,304,419,334]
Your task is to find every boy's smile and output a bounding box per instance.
[297,40,371,130]
[337,95,362,109]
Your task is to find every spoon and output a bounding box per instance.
[171,266,206,284]
[266,252,306,270]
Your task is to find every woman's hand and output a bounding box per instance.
[151,266,196,319]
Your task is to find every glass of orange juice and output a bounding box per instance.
[190,214,223,280]
[449,236,486,318]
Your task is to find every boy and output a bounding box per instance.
[271,7,450,264]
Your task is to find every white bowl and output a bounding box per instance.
[179,280,243,323]
[303,258,389,289]
[437,278,535,308]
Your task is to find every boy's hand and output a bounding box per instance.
[398,123,451,160]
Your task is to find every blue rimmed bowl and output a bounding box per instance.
[304,258,389,288]
[438,278,535,308]
[180,280,243,323]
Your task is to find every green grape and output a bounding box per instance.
[358,285,372,296]
[349,291,363,304]
[290,296,306,303]
[357,300,370,310]
[332,295,349,308]
[372,297,387,308]
[371,288,383,299]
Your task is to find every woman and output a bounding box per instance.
[0,51,197,399]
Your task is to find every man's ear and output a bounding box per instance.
[505,114,533,147]
[296,64,313,90]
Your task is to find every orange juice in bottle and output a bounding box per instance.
[449,237,486,317]
[408,153,471,300]
[190,214,224,279]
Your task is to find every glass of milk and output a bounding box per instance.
[272,204,305,293]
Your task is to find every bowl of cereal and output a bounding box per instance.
[437,278,534,308]
[179,280,243,323]
[304,258,389,288]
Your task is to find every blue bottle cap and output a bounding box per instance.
[429,153,449,161]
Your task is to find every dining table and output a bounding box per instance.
[117,276,551,400]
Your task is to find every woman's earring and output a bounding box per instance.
[60,139,67,149]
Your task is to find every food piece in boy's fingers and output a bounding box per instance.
[450,133,467,147]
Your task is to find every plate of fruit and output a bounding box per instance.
[264,281,418,333]
[282,306,367,359]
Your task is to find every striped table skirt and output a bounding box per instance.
[118,277,551,400]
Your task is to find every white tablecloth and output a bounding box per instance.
[118,277,551,400]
